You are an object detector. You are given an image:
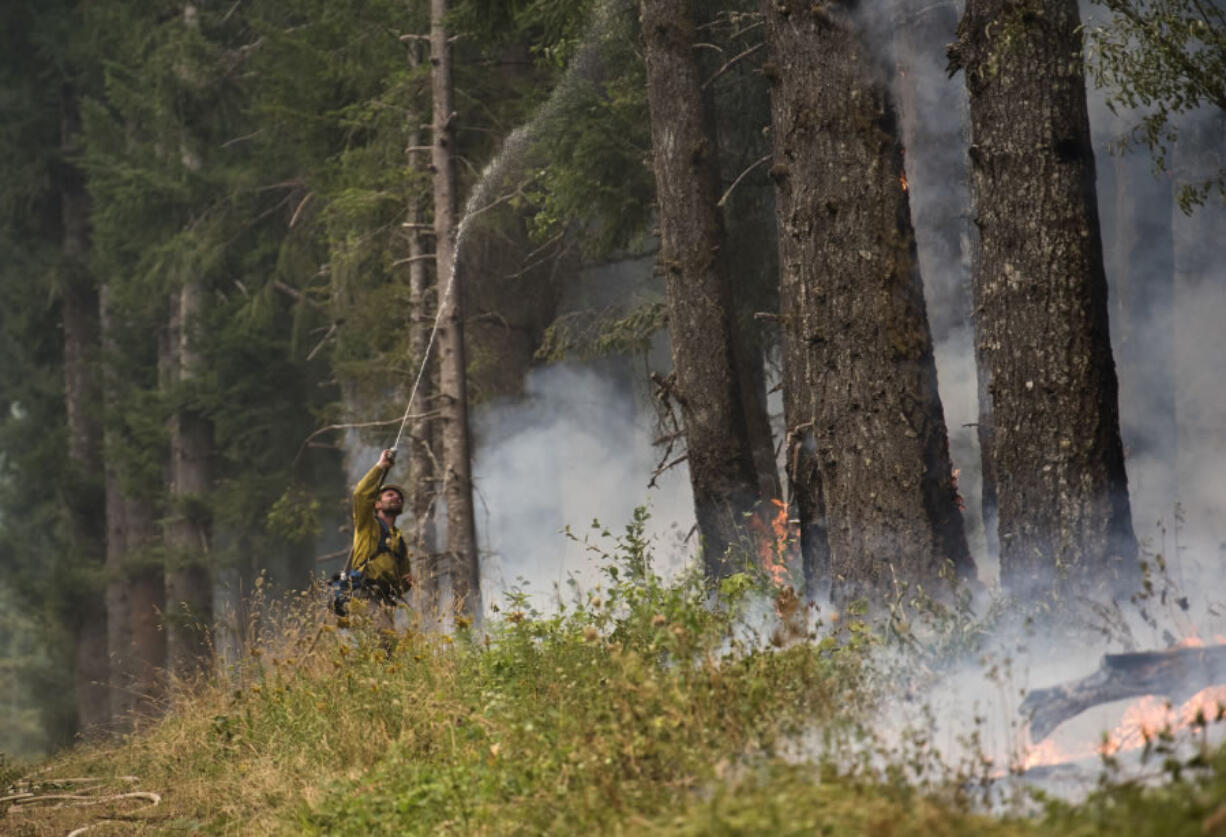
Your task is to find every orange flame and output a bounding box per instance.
[1021,653,1226,771]
[1020,737,1091,771]
[900,171,909,192]
[1110,687,1226,750]
[1172,634,1226,648]
[749,498,795,586]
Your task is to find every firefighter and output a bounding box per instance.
[349,448,413,634]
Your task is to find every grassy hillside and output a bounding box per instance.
[6,523,1226,835]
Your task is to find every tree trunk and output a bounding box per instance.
[165,283,213,680]
[101,287,166,728]
[60,83,109,735]
[432,0,480,621]
[407,42,441,627]
[762,0,973,605]
[124,503,165,721]
[950,0,1138,598]
[786,420,830,601]
[640,0,763,579]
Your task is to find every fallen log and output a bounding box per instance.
[1022,644,1226,741]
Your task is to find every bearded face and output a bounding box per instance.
[376,488,404,516]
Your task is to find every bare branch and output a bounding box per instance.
[288,192,314,228]
[392,253,437,267]
[469,310,512,330]
[315,547,349,564]
[220,0,243,24]
[717,153,771,207]
[704,42,764,88]
[271,280,325,311]
[306,321,339,362]
[653,429,686,446]
[503,231,568,281]
[648,453,688,488]
[463,185,527,225]
[220,130,260,149]
[293,413,441,466]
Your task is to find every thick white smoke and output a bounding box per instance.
[472,360,696,613]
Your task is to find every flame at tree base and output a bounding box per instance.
[748,498,796,586]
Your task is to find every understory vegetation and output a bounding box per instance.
[6,517,1226,835]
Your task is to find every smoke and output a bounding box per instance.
[472,360,695,612]
[1083,0,1226,622]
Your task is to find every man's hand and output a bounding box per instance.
[378,448,396,470]
[401,573,414,590]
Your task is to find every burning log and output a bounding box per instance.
[1023,644,1226,741]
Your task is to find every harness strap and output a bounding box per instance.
[353,516,407,574]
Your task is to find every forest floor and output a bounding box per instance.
[6,545,1226,835]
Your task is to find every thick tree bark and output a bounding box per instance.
[60,83,110,735]
[762,0,973,605]
[164,284,213,680]
[432,0,480,620]
[101,287,166,728]
[950,0,1138,597]
[640,0,763,579]
[974,356,1000,561]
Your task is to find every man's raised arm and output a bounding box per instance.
[352,448,395,527]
